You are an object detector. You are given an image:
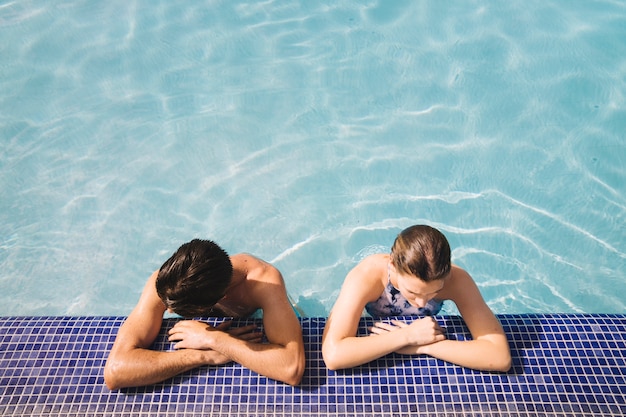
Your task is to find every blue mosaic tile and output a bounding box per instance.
[0,314,625,416]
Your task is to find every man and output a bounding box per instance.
[104,239,305,389]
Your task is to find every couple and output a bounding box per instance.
[104,225,511,390]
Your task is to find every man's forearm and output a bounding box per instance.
[104,347,223,390]
[209,332,305,386]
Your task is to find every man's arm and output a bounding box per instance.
[204,260,305,385]
[103,271,229,390]
[166,259,306,386]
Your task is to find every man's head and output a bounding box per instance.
[155,239,233,317]
[390,225,451,282]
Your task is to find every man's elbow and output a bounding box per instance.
[283,365,304,386]
[103,359,126,391]
[283,351,306,386]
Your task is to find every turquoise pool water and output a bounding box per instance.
[1,0,625,317]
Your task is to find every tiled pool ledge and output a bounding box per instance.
[1,314,624,417]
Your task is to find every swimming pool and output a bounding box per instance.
[1,0,625,317]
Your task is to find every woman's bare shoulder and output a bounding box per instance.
[358,253,389,269]
[440,264,484,304]
[344,253,388,290]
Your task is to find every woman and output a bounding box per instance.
[322,225,511,372]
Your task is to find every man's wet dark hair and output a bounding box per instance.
[390,225,451,282]
[155,239,233,317]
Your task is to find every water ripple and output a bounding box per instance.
[1,0,624,316]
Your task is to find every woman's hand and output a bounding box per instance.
[369,317,446,349]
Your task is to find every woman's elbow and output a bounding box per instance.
[496,353,512,372]
[321,345,344,371]
[488,349,512,372]
[325,362,342,372]
[323,356,342,372]
[479,336,511,372]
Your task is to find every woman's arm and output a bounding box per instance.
[322,255,445,370]
[404,266,511,372]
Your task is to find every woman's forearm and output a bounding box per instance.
[322,332,409,370]
[416,338,511,372]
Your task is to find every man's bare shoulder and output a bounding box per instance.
[231,252,264,264]
[229,253,291,315]
[231,253,283,284]
[136,271,167,311]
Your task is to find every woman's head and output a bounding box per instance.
[390,225,451,282]
[155,239,233,317]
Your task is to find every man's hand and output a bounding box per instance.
[168,320,263,351]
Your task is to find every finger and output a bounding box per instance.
[168,322,184,334]
[237,331,263,341]
[170,320,197,333]
[172,341,186,350]
[369,326,384,336]
[168,329,186,341]
[228,324,259,336]
[390,320,408,328]
[246,336,263,343]
[433,318,446,333]
[430,322,445,335]
[373,321,397,331]
[370,322,400,335]
[215,321,232,331]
